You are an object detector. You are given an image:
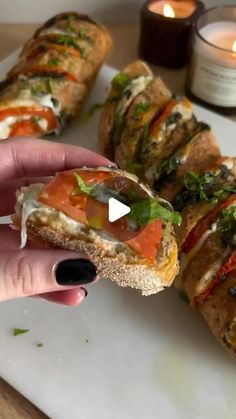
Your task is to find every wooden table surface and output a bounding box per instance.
[0,21,235,419]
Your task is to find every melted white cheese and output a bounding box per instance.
[180,222,218,273]
[194,249,230,296]
[0,116,48,140]
[40,28,77,38]
[38,95,61,116]
[117,75,152,116]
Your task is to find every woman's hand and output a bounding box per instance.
[0,137,112,305]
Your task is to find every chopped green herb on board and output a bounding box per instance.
[13,328,30,336]
[36,343,44,348]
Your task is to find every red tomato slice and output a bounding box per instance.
[16,66,77,82]
[195,250,236,305]
[10,120,43,137]
[127,219,162,262]
[0,107,57,134]
[150,99,177,134]
[182,194,236,254]
[38,170,162,260]
[38,171,113,225]
[25,43,81,61]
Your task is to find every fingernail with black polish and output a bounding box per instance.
[81,287,88,298]
[55,259,97,286]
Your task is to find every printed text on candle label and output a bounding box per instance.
[191,55,236,107]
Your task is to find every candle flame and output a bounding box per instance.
[163,3,175,18]
[232,40,236,53]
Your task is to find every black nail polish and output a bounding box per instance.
[81,287,88,298]
[55,259,97,286]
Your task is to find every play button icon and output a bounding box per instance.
[108,198,131,223]
[86,174,151,242]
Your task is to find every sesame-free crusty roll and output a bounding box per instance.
[0,12,112,139]
[99,61,220,198]
[175,158,236,357]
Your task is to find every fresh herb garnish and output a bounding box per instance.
[128,198,181,227]
[165,112,182,127]
[82,102,105,121]
[31,116,42,126]
[218,206,236,248]
[48,58,60,67]
[111,73,130,95]
[74,173,93,195]
[138,123,150,160]
[162,156,178,176]
[36,343,44,348]
[13,328,30,336]
[132,101,150,119]
[78,28,91,41]
[125,160,142,173]
[66,15,75,32]
[183,171,212,201]
[174,162,236,211]
[55,35,86,57]
[111,114,126,146]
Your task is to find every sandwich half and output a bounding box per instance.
[13,166,180,296]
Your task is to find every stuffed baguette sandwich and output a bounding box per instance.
[99,62,220,201]
[175,157,236,357]
[12,167,180,296]
[0,12,112,139]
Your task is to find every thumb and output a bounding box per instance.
[0,250,97,301]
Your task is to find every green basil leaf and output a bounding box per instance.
[73,173,93,195]
[13,328,30,336]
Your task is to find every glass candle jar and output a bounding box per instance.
[186,6,236,115]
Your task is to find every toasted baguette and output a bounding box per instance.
[200,269,236,359]
[175,157,236,249]
[99,61,153,159]
[115,77,172,170]
[177,230,236,358]
[157,128,220,202]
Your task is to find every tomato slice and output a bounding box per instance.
[15,66,77,82]
[150,99,177,134]
[25,43,81,61]
[38,170,162,261]
[38,171,113,225]
[127,219,162,261]
[0,107,57,133]
[10,120,43,137]
[195,250,236,305]
[182,194,236,254]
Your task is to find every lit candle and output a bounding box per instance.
[139,0,205,68]
[186,7,236,114]
[149,0,197,19]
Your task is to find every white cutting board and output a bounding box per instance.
[0,51,236,419]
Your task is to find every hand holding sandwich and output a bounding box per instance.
[0,137,112,305]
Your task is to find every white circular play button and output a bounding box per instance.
[108,198,131,223]
[86,175,151,242]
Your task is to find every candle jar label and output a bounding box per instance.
[191,55,236,107]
